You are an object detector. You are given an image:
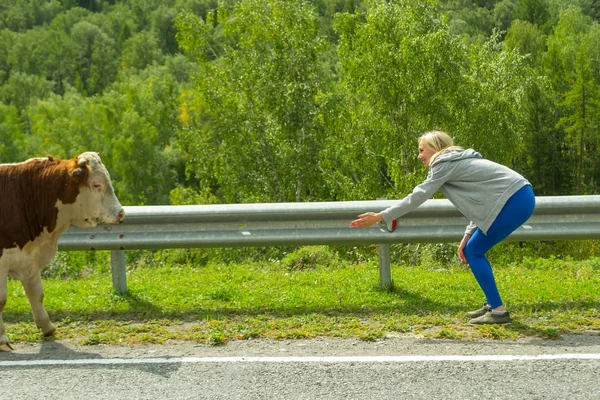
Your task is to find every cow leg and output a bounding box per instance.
[0,272,14,351]
[21,272,56,337]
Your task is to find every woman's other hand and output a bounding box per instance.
[458,234,471,264]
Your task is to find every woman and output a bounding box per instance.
[350,131,535,325]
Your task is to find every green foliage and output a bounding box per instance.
[458,33,536,165]
[0,71,54,111]
[489,240,600,265]
[0,0,599,268]
[0,102,27,161]
[70,20,119,95]
[177,0,330,203]
[41,251,111,279]
[513,0,550,28]
[504,19,546,65]
[542,7,600,195]
[0,0,597,205]
[0,0,63,31]
[119,31,164,70]
[333,0,467,198]
[443,0,502,42]
[281,246,341,271]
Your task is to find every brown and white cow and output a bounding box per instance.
[0,152,124,351]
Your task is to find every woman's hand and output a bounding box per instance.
[458,234,471,264]
[350,212,383,228]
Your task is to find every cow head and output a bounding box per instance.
[70,152,125,227]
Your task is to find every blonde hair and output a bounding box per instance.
[418,130,461,166]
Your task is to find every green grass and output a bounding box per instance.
[4,258,600,346]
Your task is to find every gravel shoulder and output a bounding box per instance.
[3,333,600,361]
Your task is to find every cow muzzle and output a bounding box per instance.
[116,208,125,222]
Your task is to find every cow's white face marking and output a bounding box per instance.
[69,152,124,227]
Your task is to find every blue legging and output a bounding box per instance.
[463,185,535,309]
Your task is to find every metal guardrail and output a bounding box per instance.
[58,195,600,294]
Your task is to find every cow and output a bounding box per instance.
[0,152,124,351]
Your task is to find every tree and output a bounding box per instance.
[0,102,27,162]
[70,20,118,95]
[4,25,79,95]
[493,0,515,31]
[333,0,468,197]
[120,31,164,70]
[441,0,496,42]
[558,44,599,194]
[0,72,54,134]
[176,0,329,203]
[513,0,550,27]
[152,5,180,54]
[546,0,600,23]
[544,7,600,194]
[504,19,546,66]
[0,30,15,84]
[458,35,537,166]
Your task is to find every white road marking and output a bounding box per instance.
[1,353,600,367]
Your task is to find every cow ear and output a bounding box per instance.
[72,158,89,179]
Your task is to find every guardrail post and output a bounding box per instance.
[376,198,392,290]
[378,244,392,290]
[110,250,127,295]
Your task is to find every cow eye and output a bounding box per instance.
[92,182,103,191]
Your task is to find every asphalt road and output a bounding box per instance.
[1,335,599,399]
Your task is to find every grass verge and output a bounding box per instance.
[4,259,600,346]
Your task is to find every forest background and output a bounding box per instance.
[1,0,600,267]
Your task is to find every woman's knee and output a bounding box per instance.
[463,240,482,263]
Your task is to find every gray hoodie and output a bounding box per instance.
[380,148,531,235]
